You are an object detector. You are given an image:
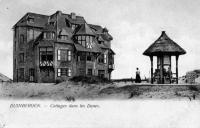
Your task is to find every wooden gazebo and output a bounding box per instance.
[143,31,186,84]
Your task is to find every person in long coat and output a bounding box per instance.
[135,68,141,83]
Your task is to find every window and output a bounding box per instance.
[43,33,46,39]
[20,34,24,44]
[87,55,92,61]
[71,24,78,31]
[86,36,89,42]
[19,53,24,62]
[14,41,16,51]
[14,59,16,69]
[57,49,72,61]
[14,28,17,38]
[98,70,105,78]
[72,24,76,31]
[77,36,93,48]
[61,68,67,76]
[57,49,61,60]
[39,47,53,67]
[68,50,71,61]
[98,54,104,63]
[29,68,34,82]
[87,69,93,76]
[57,69,61,77]
[68,69,72,76]
[19,68,24,81]
[60,35,68,40]
[79,55,85,61]
[78,36,82,44]
[28,29,34,40]
[43,32,55,39]
[27,17,34,23]
[49,21,55,26]
[104,54,107,63]
[57,68,72,77]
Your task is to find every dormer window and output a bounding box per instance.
[98,41,103,44]
[59,35,68,40]
[71,24,78,31]
[27,16,34,23]
[49,21,55,26]
[43,32,55,40]
[58,29,68,40]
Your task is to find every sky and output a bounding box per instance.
[0,0,200,79]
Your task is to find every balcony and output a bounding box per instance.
[108,64,115,70]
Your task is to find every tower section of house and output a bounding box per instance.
[13,11,115,83]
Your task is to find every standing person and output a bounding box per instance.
[135,68,141,83]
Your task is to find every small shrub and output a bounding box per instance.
[65,96,75,101]
[55,79,62,84]
[174,91,181,96]
[69,76,111,84]
[188,85,199,91]
[128,91,141,98]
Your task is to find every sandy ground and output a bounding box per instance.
[0,81,200,100]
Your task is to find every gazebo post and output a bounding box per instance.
[150,56,153,84]
[169,56,172,84]
[160,56,164,84]
[176,55,179,84]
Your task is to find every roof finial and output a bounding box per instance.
[162,31,166,34]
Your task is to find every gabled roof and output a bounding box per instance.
[74,23,95,36]
[63,14,85,25]
[143,31,186,56]
[13,12,49,28]
[0,73,12,82]
[101,33,113,41]
[89,24,103,34]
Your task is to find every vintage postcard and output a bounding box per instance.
[0,0,200,127]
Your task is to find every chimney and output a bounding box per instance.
[56,10,62,16]
[103,27,108,33]
[71,12,76,19]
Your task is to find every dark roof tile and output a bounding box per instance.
[74,23,96,36]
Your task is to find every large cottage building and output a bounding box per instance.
[13,11,115,83]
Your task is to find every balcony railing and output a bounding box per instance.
[39,61,53,67]
[108,64,115,70]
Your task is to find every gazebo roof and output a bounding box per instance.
[143,31,186,56]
